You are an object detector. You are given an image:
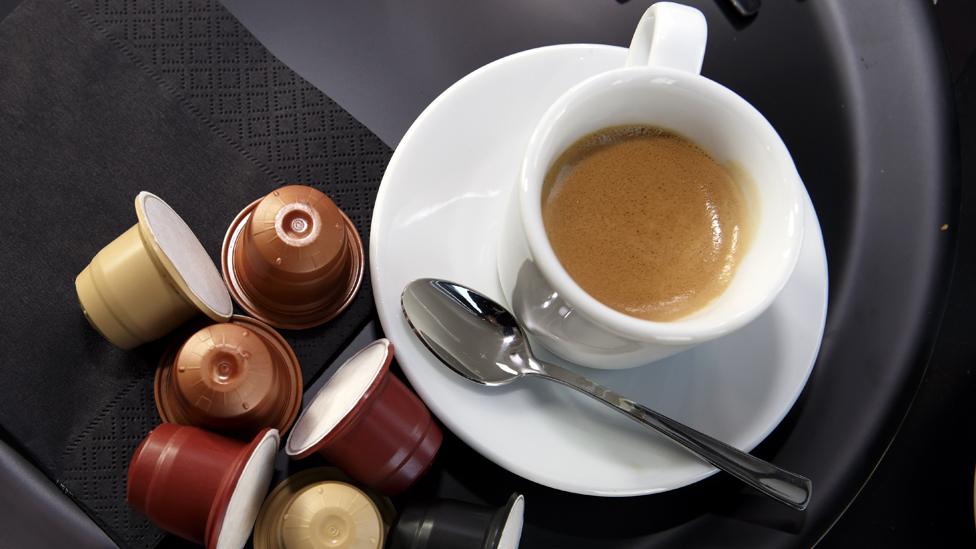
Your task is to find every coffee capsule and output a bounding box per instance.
[155,315,303,437]
[253,468,395,549]
[222,185,364,329]
[127,424,279,549]
[285,339,442,495]
[76,192,233,349]
[390,493,525,549]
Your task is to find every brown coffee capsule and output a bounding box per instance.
[222,185,364,329]
[76,192,233,349]
[127,424,279,549]
[155,315,303,437]
[253,468,394,549]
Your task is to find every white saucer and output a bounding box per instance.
[371,44,828,496]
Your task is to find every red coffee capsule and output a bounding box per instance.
[222,185,364,329]
[127,424,279,549]
[285,339,442,495]
[155,315,303,438]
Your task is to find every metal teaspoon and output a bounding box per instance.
[400,278,811,510]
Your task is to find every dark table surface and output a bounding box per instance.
[816,2,976,545]
[1,0,974,547]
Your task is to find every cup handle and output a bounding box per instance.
[625,2,708,74]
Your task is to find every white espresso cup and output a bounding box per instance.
[497,2,806,369]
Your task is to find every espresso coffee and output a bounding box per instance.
[541,125,749,321]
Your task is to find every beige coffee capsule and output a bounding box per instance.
[253,468,394,549]
[75,192,233,349]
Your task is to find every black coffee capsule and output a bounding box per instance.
[390,492,525,549]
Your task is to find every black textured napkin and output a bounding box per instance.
[0,0,390,546]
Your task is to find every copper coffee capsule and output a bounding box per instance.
[76,192,233,349]
[155,315,303,437]
[253,468,395,549]
[285,339,442,495]
[127,424,279,549]
[390,493,525,549]
[222,185,364,329]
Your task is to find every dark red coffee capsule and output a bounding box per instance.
[285,339,442,495]
[127,424,279,549]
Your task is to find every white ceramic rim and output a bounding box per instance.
[519,66,805,343]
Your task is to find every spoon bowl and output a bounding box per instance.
[401,279,530,386]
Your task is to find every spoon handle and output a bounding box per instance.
[533,359,812,510]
